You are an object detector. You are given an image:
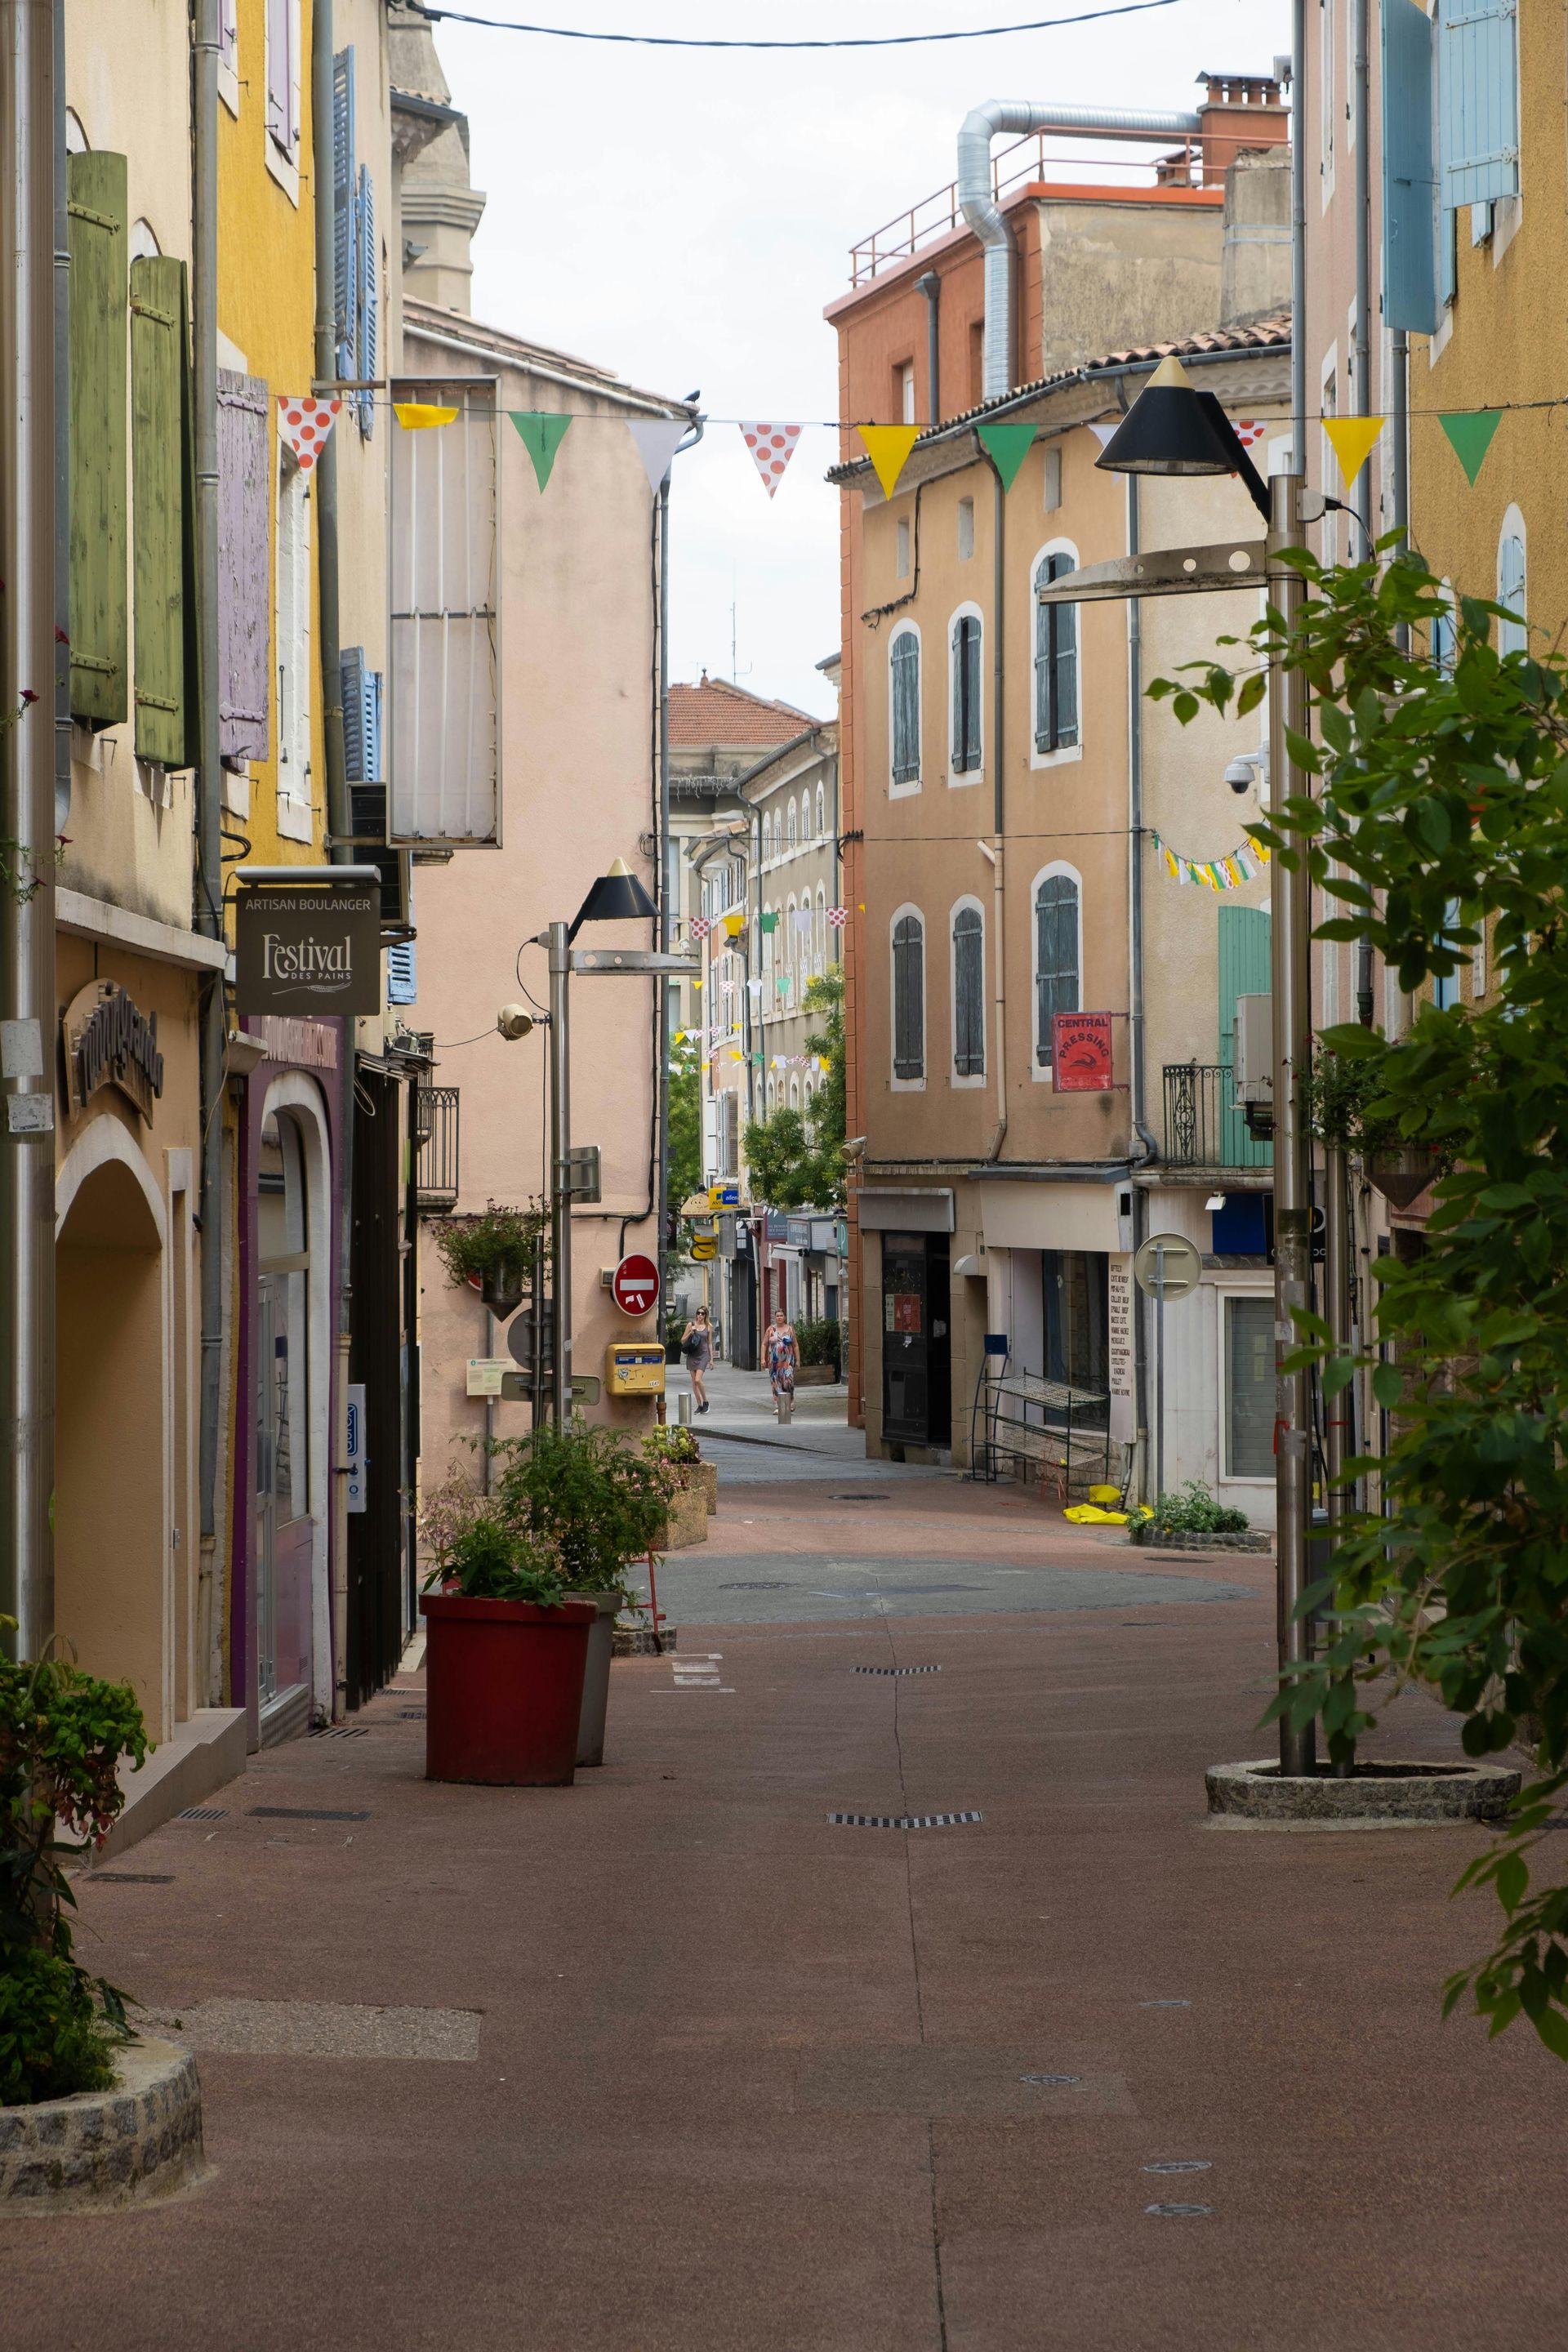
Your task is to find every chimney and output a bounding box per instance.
[1196,69,1290,187]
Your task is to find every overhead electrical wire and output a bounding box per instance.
[407,0,1182,47]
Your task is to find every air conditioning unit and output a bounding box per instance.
[1233,994,1272,1101]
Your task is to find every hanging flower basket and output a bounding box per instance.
[433,1200,546,1318]
[479,1259,528,1316]
[1365,1147,1442,1209]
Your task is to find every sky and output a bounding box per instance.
[437,0,1292,718]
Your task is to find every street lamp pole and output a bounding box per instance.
[547,920,572,1430]
[1267,469,1316,1777]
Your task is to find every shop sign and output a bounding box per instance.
[1051,1011,1114,1091]
[61,981,164,1122]
[235,885,381,1016]
[1107,1257,1134,1441]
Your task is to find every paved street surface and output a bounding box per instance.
[9,1418,1568,2350]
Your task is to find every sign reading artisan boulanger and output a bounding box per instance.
[235,885,381,1017]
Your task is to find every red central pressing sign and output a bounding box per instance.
[611,1253,660,1316]
[1052,1012,1115,1092]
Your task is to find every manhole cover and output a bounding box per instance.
[248,1806,370,1823]
[178,1806,227,1822]
[1018,2072,1081,2087]
[854,1664,941,1677]
[1146,2202,1213,2218]
[1144,2159,1212,2174]
[827,1811,982,1829]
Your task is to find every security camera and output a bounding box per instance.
[496,1004,535,1041]
[1224,756,1256,795]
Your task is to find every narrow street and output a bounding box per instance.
[9,1408,1566,2350]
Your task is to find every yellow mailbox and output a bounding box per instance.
[604,1340,666,1397]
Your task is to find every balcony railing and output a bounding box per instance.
[414,1084,460,1210]
[1162,1063,1272,1173]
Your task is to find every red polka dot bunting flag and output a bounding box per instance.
[689,915,711,940]
[739,421,802,498]
[1232,420,1267,449]
[826,906,848,930]
[278,395,342,473]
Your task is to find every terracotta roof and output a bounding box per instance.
[828,314,1290,483]
[667,673,815,750]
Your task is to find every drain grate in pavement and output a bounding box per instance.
[831,1493,893,1502]
[1018,2072,1081,2087]
[398,1708,426,1719]
[249,1806,370,1822]
[718,1580,792,1591]
[178,1806,227,1821]
[1140,1998,1191,2008]
[853,1664,941,1677]
[1145,2159,1212,2174]
[828,1811,982,1829]
[310,1726,368,1740]
[91,1873,174,1885]
[1146,2202,1214,2218]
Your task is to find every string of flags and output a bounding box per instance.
[1324,411,1504,488]
[688,910,846,942]
[1150,830,1270,891]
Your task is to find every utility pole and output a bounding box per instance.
[0,0,60,1660]
[547,921,572,1429]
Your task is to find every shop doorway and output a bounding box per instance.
[255,1082,332,1735]
[881,1231,951,1447]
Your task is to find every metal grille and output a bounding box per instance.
[249,1806,371,1823]
[178,1806,227,1821]
[853,1665,941,1677]
[398,1708,426,1719]
[310,1725,368,1740]
[1162,1062,1272,1170]
[414,1084,460,1209]
[91,1873,175,1885]
[827,1811,981,1829]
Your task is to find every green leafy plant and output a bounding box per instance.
[793,1316,843,1372]
[432,1200,547,1291]
[492,1419,670,1597]
[742,971,847,1211]
[642,1423,701,1468]
[1152,537,1568,2055]
[1134,1479,1250,1540]
[1299,1044,1407,1156]
[2,1633,147,2105]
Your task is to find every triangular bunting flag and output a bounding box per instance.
[857,423,920,500]
[626,417,687,492]
[739,422,802,497]
[393,401,458,431]
[278,396,341,472]
[1323,415,1385,486]
[1439,409,1502,487]
[976,421,1036,491]
[510,411,572,490]
[1089,422,1119,452]
[1231,420,1268,450]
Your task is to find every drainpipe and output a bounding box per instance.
[1290,5,1307,466]
[1118,378,1158,1505]
[978,447,1008,1161]
[915,270,941,425]
[958,102,1201,401]
[192,0,226,1697]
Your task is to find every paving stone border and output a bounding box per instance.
[0,2036,203,2212]
[1134,1528,1272,1553]
[613,1624,678,1657]
[1207,1757,1520,1827]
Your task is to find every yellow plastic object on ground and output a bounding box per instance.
[1088,1483,1122,1505]
[1063,1503,1129,1526]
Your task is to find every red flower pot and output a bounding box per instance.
[419,1593,596,1786]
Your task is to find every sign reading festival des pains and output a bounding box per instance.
[234,885,381,1018]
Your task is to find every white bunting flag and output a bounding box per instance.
[278,395,341,473]
[739,422,802,498]
[626,417,688,492]
[1089,422,1119,452]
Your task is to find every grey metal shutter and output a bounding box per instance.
[1035,875,1080,1067]
[952,615,982,772]
[953,906,984,1076]
[891,630,920,784]
[1035,555,1078,751]
[217,369,270,760]
[893,914,924,1080]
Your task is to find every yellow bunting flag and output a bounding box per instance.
[857,424,920,501]
[723,911,744,937]
[1322,415,1385,486]
[394,401,459,430]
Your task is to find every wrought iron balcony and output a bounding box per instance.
[1161,1062,1273,1172]
[414,1085,460,1210]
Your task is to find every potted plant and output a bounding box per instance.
[432,1199,548,1319]
[1303,1047,1443,1207]
[491,1422,672,1764]
[417,1501,595,1786]
[793,1316,843,1387]
[643,1421,716,1518]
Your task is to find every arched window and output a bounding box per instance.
[1033,547,1079,754]
[130,219,162,262]
[761,813,772,861]
[951,609,982,775]
[65,109,89,154]
[890,624,921,790]
[1034,871,1080,1072]
[786,897,798,984]
[1430,583,1458,674]
[787,800,798,848]
[892,910,925,1082]
[789,1076,800,1111]
[800,791,811,842]
[951,902,985,1079]
[1498,510,1527,656]
[816,886,826,975]
[816,782,826,838]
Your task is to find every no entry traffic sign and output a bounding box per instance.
[610,1253,659,1316]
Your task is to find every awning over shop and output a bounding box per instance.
[975,1178,1120,1254]
[856,1186,954,1235]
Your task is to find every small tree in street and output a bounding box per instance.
[742,970,846,1211]
[1154,541,1568,2057]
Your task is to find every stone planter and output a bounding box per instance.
[1206,1757,1520,1828]
[658,1480,709,1552]
[690,1459,719,1516]
[0,2036,203,2212]
[573,1590,619,1768]
[1134,1526,1272,1553]
[795,1365,838,1388]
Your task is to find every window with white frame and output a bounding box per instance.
[950,609,982,776]
[276,451,312,837]
[890,624,920,791]
[1033,869,1080,1071]
[815,782,826,838]
[1497,510,1526,655]
[951,901,985,1080]
[800,791,810,842]
[1033,546,1079,755]
[787,800,797,849]
[892,909,925,1083]
[898,362,915,425]
[266,0,301,159]
[219,0,239,112]
[1223,1294,1275,1477]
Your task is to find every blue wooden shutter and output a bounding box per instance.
[368,667,384,782]
[1438,0,1519,211]
[1217,903,1272,1169]
[893,915,924,1078]
[1383,0,1440,332]
[964,617,982,768]
[1035,876,1079,1067]
[356,165,376,438]
[892,631,920,784]
[953,907,983,1076]
[387,941,417,1005]
[341,645,368,777]
[332,48,356,376]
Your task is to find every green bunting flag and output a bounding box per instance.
[1438,409,1502,488]
[510,411,572,490]
[976,421,1037,491]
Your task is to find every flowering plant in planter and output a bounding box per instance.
[641,1423,701,1472]
[432,1200,548,1316]
[2,1631,147,2105]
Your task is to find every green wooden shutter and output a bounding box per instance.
[1217,902,1272,1169]
[67,151,128,726]
[130,256,188,764]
